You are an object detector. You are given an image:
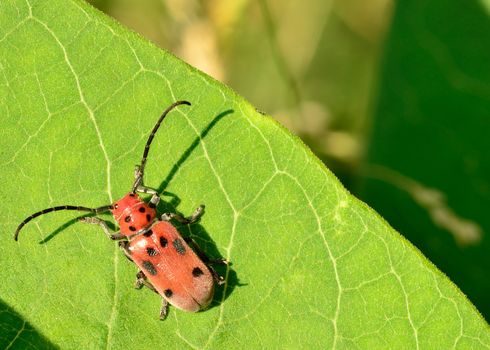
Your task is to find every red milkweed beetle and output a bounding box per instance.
[14,100,227,320]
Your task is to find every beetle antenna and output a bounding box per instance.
[133,100,191,192]
[14,204,113,241]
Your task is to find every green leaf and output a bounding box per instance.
[360,0,490,322]
[1,0,488,348]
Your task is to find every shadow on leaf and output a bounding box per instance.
[157,108,234,193]
[38,214,115,244]
[155,107,242,308]
[0,299,58,349]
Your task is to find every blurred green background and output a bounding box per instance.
[86,0,490,321]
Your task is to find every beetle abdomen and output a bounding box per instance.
[128,221,214,312]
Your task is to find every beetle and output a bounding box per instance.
[14,100,227,319]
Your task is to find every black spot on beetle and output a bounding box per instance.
[146,214,151,221]
[172,239,186,255]
[164,289,173,298]
[192,267,204,277]
[129,193,135,197]
[139,207,145,213]
[160,236,168,248]
[124,216,131,223]
[129,226,136,232]
[143,229,153,237]
[147,247,157,256]
[142,260,157,275]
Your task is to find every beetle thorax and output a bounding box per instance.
[111,193,157,236]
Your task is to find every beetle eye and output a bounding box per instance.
[114,204,119,209]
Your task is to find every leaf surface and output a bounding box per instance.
[0,0,488,348]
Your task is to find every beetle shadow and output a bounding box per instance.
[38,214,116,244]
[153,108,243,307]
[38,218,80,244]
[0,299,58,349]
[156,108,234,194]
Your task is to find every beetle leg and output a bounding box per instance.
[208,265,226,285]
[161,205,205,224]
[109,233,127,240]
[134,270,145,289]
[148,192,160,208]
[160,298,169,320]
[78,217,124,240]
[134,270,159,293]
[132,165,161,207]
[135,185,158,195]
[133,269,169,320]
[134,185,160,208]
